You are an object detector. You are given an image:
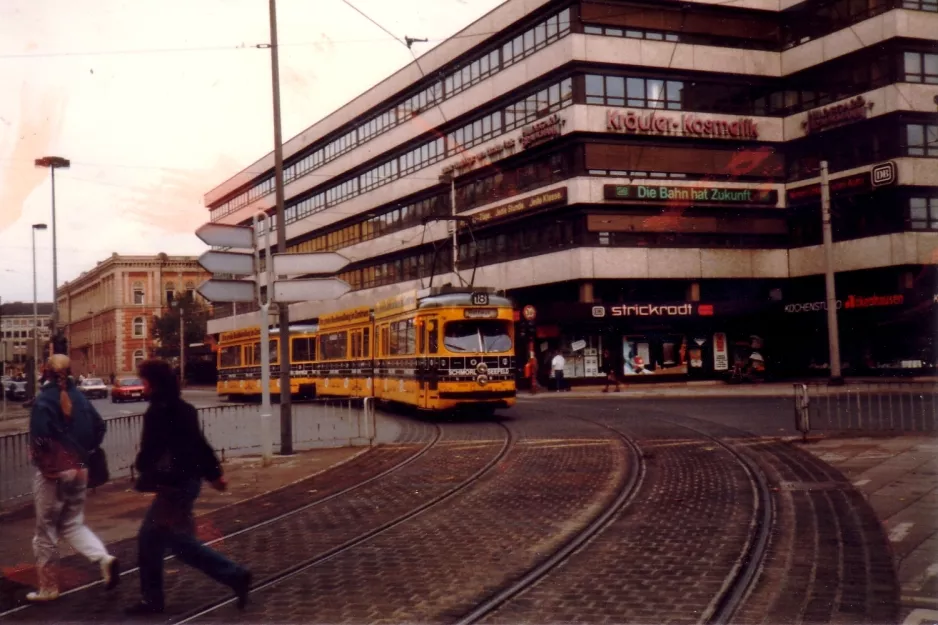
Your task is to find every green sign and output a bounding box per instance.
[604,184,777,205]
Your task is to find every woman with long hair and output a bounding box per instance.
[126,358,251,615]
[28,354,119,602]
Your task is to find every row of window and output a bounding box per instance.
[907,123,938,156]
[586,75,683,110]
[256,76,574,235]
[905,52,938,84]
[209,7,572,222]
[910,196,938,230]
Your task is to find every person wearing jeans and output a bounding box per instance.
[28,355,119,602]
[126,359,251,616]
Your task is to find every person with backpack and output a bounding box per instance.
[27,354,119,602]
[125,358,251,616]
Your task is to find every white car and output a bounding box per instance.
[78,377,109,400]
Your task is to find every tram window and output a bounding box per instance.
[269,339,279,364]
[444,320,512,353]
[320,332,348,360]
[220,345,241,368]
[382,326,390,356]
[417,319,425,353]
[363,327,371,358]
[351,331,363,358]
[427,319,439,354]
[406,319,416,354]
[292,337,314,362]
[389,322,400,355]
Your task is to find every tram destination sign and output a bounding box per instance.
[603,184,777,205]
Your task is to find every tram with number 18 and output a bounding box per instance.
[215,286,516,412]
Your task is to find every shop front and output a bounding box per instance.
[515,299,777,386]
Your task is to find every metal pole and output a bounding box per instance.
[90,311,95,374]
[32,229,39,393]
[451,177,458,276]
[269,0,293,454]
[820,160,843,386]
[179,309,185,388]
[50,166,58,351]
[254,212,273,466]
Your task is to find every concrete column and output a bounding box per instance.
[579,281,594,304]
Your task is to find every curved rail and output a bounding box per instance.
[175,421,514,624]
[455,415,646,625]
[0,417,443,620]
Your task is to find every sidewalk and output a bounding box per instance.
[0,447,362,588]
[800,434,938,621]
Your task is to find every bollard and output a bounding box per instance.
[794,383,810,442]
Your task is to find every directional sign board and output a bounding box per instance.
[198,250,255,275]
[195,223,255,249]
[272,252,350,276]
[273,278,350,303]
[197,279,256,303]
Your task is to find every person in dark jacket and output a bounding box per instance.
[126,359,251,616]
[28,354,119,602]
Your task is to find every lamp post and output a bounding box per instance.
[34,156,70,353]
[32,224,48,398]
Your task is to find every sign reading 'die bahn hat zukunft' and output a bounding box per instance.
[603,184,778,205]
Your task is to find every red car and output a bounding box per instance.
[111,377,146,403]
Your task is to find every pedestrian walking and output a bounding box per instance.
[524,353,539,395]
[126,358,251,616]
[27,354,119,602]
[551,351,567,392]
[602,349,620,393]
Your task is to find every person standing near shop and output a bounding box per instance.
[126,358,251,616]
[525,352,540,395]
[28,354,120,602]
[602,349,620,393]
[551,351,567,392]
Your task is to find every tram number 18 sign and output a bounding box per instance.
[471,292,489,306]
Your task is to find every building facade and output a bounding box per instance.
[0,301,52,373]
[57,254,210,377]
[203,0,938,382]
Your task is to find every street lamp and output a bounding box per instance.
[34,156,70,352]
[32,223,48,396]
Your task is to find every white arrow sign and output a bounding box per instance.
[196,223,255,249]
[273,278,351,303]
[272,252,350,276]
[197,279,256,303]
[198,251,255,275]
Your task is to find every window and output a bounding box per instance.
[389,319,416,355]
[219,345,241,368]
[132,282,145,305]
[902,0,938,11]
[132,316,146,338]
[584,24,680,43]
[320,332,348,361]
[185,281,195,299]
[164,282,175,304]
[443,320,512,354]
[133,350,145,368]
[585,74,683,110]
[904,52,938,84]
[501,8,570,68]
[905,124,938,156]
[363,327,370,358]
[910,197,938,230]
[292,337,315,362]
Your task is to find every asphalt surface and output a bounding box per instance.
[0,395,900,624]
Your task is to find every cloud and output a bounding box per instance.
[0,85,66,232]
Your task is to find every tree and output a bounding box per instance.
[150,293,210,361]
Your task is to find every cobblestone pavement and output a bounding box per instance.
[190,411,631,624]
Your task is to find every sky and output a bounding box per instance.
[0,0,505,304]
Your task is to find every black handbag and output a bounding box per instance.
[61,430,110,489]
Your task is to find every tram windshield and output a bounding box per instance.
[444,320,512,353]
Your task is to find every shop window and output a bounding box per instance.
[910,197,938,230]
[904,52,938,84]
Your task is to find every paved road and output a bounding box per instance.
[0,396,899,624]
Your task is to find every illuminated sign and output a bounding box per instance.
[802,96,873,134]
[604,184,777,205]
[470,188,568,225]
[440,139,517,180]
[783,294,904,313]
[520,114,566,149]
[786,171,874,205]
[713,333,729,371]
[607,109,759,139]
[592,303,694,317]
[871,161,897,187]
[522,305,537,321]
[463,308,498,319]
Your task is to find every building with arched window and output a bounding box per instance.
[56,254,210,377]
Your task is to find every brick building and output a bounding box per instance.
[57,254,210,377]
[0,300,52,373]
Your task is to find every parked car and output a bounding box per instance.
[78,377,108,400]
[111,377,146,403]
[5,380,27,401]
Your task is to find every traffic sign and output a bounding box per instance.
[272,252,350,276]
[272,278,351,303]
[197,250,255,275]
[197,279,256,303]
[522,305,537,321]
[196,223,255,249]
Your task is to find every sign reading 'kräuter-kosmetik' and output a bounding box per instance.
[606,109,759,139]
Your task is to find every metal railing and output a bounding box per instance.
[0,398,377,509]
[794,381,938,436]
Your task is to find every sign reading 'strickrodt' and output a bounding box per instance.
[607,109,759,139]
[603,184,777,205]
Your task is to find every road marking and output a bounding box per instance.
[916,564,938,592]
[890,521,915,543]
[853,479,871,487]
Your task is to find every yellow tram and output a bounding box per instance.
[215,286,516,412]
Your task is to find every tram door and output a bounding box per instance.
[418,317,439,409]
